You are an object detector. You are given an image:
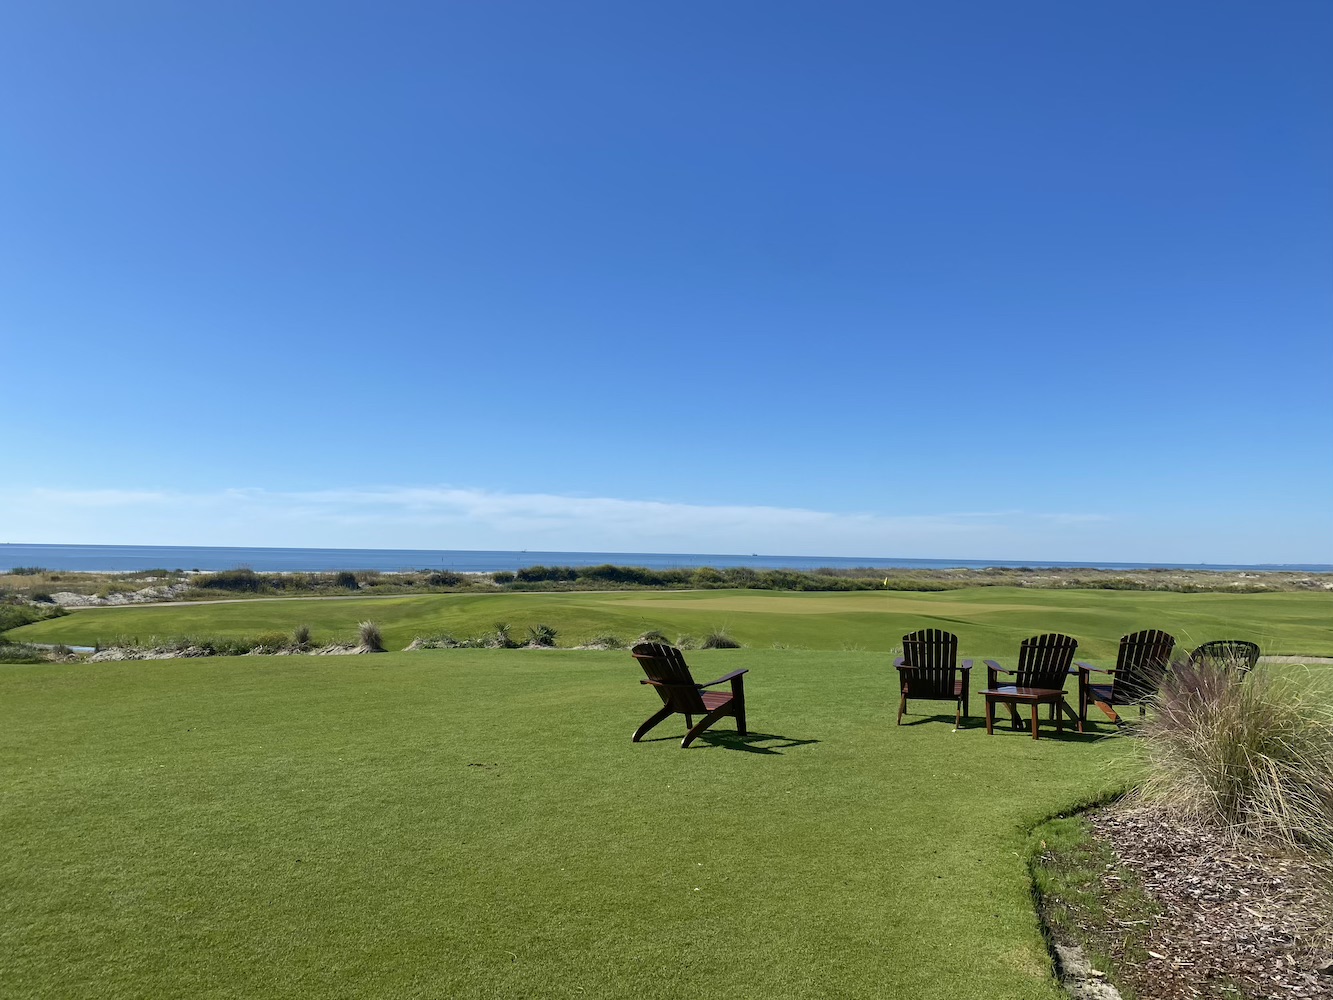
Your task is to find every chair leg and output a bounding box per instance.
[954,698,961,730]
[682,704,733,748]
[633,705,675,742]
[985,697,995,735]
[1060,700,1082,733]
[1030,704,1039,740]
[732,679,747,735]
[897,692,907,725]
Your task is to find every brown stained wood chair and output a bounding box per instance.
[1077,629,1175,726]
[1187,639,1261,678]
[894,629,972,728]
[981,633,1082,739]
[630,642,748,748]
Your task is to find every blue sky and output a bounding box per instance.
[3,1,1330,563]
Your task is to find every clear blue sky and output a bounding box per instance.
[3,1,1330,562]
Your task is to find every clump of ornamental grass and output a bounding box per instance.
[357,621,385,652]
[635,630,671,645]
[291,625,312,650]
[1132,661,1333,857]
[581,634,624,649]
[702,630,741,649]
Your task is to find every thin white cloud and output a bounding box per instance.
[0,484,1110,557]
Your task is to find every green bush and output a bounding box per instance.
[7,566,45,576]
[491,571,515,584]
[195,569,268,593]
[426,571,466,587]
[1134,661,1333,856]
[514,565,578,583]
[291,625,312,650]
[527,624,558,647]
[0,603,67,633]
[334,571,360,590]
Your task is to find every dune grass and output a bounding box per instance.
[9,587,1333,660]
[0,649,1134,1000]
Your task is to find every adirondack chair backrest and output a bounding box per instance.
[1188,640,1260,676]
[1113,629,1174,702]
[1014,633,1078,688]
[901,629,959,698]
[631,642,708,714]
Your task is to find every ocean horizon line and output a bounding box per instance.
[3,542,1330,575]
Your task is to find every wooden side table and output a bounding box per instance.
[980,685,1082,739]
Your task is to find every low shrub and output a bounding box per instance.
[527,624,558,647]
[1133,662,1333,856]
[491,571,515,584]
[291,625,312,650]
[490,622,519,649]
[582,634,624,649]
[635,630,670,645]
[7,566,45,576]
[426,570,466,587]
[0,603,67,633]
[334,571,360,590]
[195,568,268,593]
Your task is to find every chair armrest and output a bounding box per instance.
[959,659,973,673]
[1075,661,1114,676]
[984,659,1012,688]
[893,657,907,669]
[640,678,667,687]
[698,668,749,688]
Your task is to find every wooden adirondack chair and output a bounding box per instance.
[630,642,748,748]
[894,629,972,728]
[1077,629,1175,725]
[981,633,1082,739]
[1188,639,1261,678]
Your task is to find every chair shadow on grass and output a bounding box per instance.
[899,712,1120,743]
[637,731,820,754]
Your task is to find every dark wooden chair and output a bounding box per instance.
[630,642,748,748]
[1188,639,1261,678]
[1077,629,1175,725]
[894,629,972,728]
[981,633,1082,739]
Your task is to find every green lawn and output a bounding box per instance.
[11,587,1333,660]
[1,649,1131,999]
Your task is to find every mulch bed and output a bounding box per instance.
[1087,805,1333,999]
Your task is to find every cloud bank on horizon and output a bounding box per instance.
[0,484,1127,559]
[8,482,1289,564]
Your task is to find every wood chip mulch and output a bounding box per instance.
[1088,805,1333,999]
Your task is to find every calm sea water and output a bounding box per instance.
[2,543,1329,574]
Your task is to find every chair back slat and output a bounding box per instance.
[1014,633,1078,688]
[900,629,959,698]
[1188,639,1261,676]
[1113,629,1174,701]
[631,642,707,713]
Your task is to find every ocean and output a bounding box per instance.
[2,543,1329,575]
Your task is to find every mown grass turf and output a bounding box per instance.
[1,650,1130,999]
[11,587,1333,660]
